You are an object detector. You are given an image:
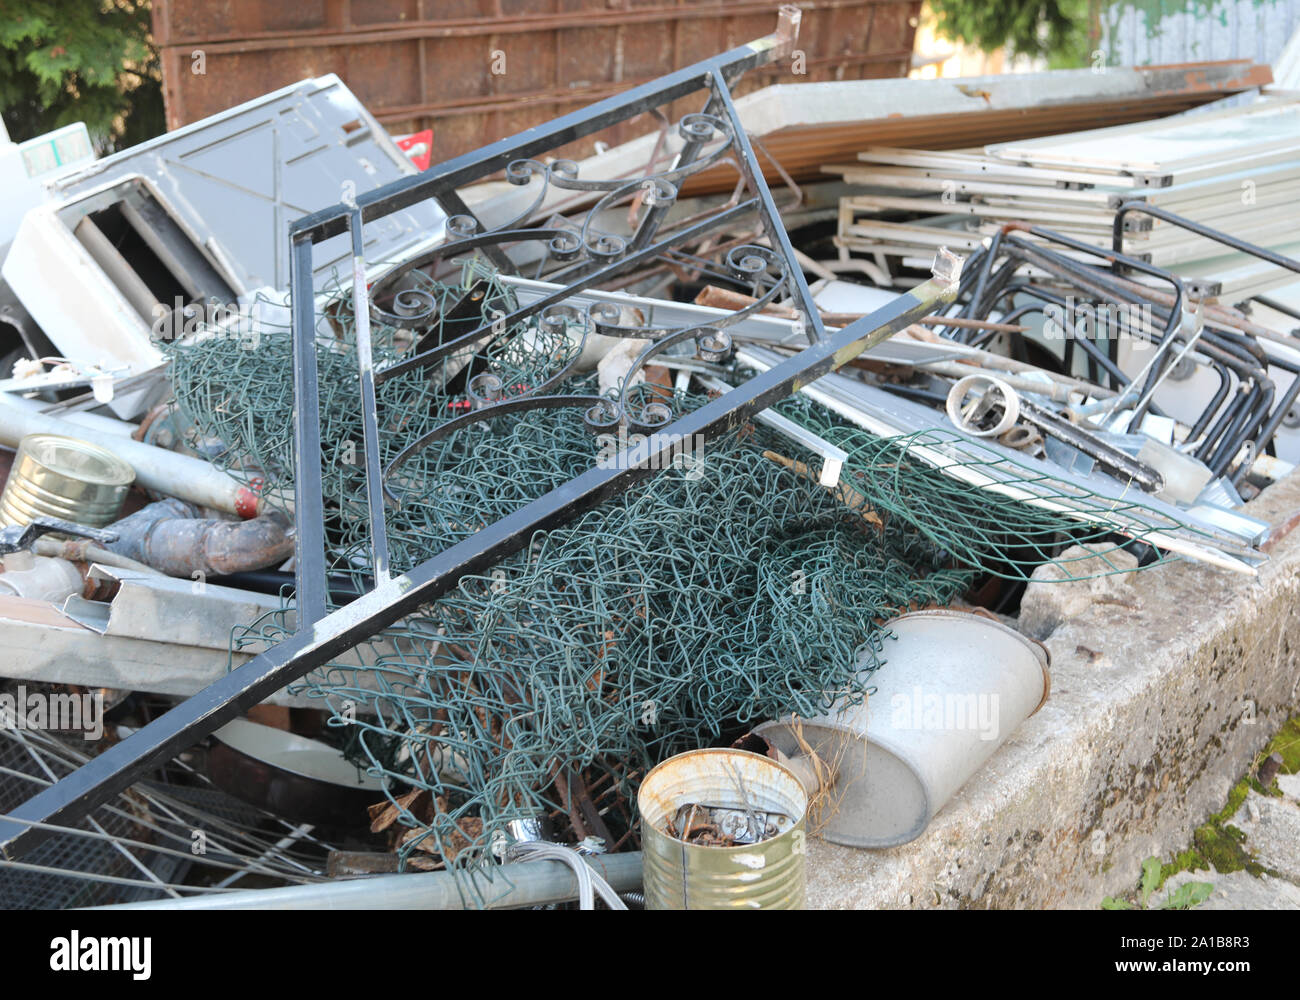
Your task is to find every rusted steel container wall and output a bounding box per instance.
[151,0,921,161]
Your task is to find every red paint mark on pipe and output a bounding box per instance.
[234,486,261,520]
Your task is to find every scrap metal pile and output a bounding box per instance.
[0,7,1297,907]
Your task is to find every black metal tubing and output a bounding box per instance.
[1094,301,1272,466]
[1241,382,1300,482]
[989,286,1138,394]
[1187,324,1277,473]
[1205,382,1274,475]
[994,300,1094,386]
[957,237,1171,393]
[1004,234,1185,384]
[952,214,1292,480]
[1196,385,1254,467]
[1055,290,1267,470]
[1113,202,1300,280]
[933,241,994,337]
[1254,295,1300,323]
[954,255,1021,346]
[967,237,1170,384]
[1184,358,1233,443]
[964,233,1002,319]
[1105,299,1260,436]
[959,232,1271,472]
[1241,344,1300,463]
[999,234,1226,430]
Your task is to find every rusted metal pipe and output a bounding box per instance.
[31,536,161,577]
[103,499,293,578]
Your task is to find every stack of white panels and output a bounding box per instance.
[828,96,1300,303]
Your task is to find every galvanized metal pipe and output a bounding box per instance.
[0,394,268,518]
[91,851,644,911]
[2,401,138,438]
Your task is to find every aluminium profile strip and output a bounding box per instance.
[825,166,1120,205]
[852,147,1156,188]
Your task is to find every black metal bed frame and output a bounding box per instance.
[0,7,961,861]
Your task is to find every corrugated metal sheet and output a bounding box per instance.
[1103,0,1300,67]
[675,60,1271,194]
[151,0,922,163]
[457,59,1270,220]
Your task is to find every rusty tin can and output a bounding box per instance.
[638,748,807,910]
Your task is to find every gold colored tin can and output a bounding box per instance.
[0,434,135,528]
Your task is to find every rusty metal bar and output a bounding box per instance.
[152,0,898,49]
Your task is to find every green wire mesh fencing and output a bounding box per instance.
[770,393,1221,581]
[291,419,972,879]
[159,260,1215,902]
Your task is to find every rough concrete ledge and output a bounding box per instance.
[806,471,1300,909]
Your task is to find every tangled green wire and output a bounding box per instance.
[161,259,1198,903]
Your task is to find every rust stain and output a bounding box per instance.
[151,0,921,163]
[1261,509,1300,553]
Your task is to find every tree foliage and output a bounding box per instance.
[927,0,1094,67]
[0,0,163,151]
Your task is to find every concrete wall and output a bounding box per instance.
[806,471,1300,908]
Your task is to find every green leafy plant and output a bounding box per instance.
[1102,856,1213,910]
[926,0,1095,68]
[0,0,163,150]
[1161,881,1214,910]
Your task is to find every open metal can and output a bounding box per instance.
[638,748,807,910]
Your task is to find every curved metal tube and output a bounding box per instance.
[1112,201,1300,279]
[381,394,613,505]
[104,499,294,578]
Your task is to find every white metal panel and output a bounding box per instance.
[985,97,1300,172]
[1,205,166,373]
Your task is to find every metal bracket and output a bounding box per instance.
[0,517,118,556]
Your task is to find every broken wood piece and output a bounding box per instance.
[762,450,883,529]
